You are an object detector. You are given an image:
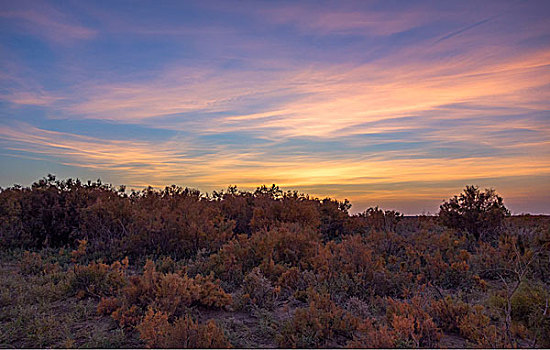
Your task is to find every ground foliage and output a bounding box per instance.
[0,175,549,348]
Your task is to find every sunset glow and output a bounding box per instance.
[1,0,549,214]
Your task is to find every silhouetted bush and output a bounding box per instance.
[439,185,510,241]
[360,206,403,232]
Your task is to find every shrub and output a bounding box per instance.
[311,235,393,298]
[240,267,278,310]
[385,296,441,348]
[123,189,235,260]
[204,224,319,291]
[360,206,403,232]
[458,304,506,347]
[204,234,260,290]
[277,266,301,298]
[19,251,46,275]
[347,318,396,348]
[439,186,509,241]
[112,305,142,328]
[442,260,473,290]
[136,308,231,348]
[0,175,116,249]
[510,282,548,323]
[319,198,351,241]
[97,297,121,316]
[345,297,372,320]
[250,186,321,232]
[277,292,358,348]
[194,273,234,308]
[109,260,232,328]
[155,256,177,274]
[70,239,88,263]
[67,259,128,298]
[429,296,471,333]
[509,282,549,347]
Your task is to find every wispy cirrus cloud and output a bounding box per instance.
[40,45,550,142]
[258,6,429,36]
[0,1,96,44]
[1,123,548,188]
[0,91,62,106]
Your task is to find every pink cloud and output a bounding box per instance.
[0,91,61,106]
[262,6,429,36]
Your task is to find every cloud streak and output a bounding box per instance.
[38,45,549,143]
[433,16,494,44]
[0,2,97,44]
[1,123,548,194]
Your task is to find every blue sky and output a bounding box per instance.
[1,0,549,214]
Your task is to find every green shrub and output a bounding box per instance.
[510,282,550,347]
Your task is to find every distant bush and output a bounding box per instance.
[439,185,510,241]
[360,206,403,232]
[319,198,352,241]
[0,176,357,257]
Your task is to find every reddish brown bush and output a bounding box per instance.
[429,296,471,333]
[108,259,232,328]
[68,259,127,298]
[347,318,396,348]
[386,296,441,348]
[458,305,506,347]
[136,308,230,348]
[277,292,358,348]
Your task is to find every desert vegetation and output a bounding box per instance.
[0,175,548,348]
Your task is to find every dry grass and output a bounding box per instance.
[0,252,141,348]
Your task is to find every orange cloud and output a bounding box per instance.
[44,45,549,146]
[1,124,548,189]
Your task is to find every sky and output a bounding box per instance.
[0,0,549,214]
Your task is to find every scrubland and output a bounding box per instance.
[0,176,548,348]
